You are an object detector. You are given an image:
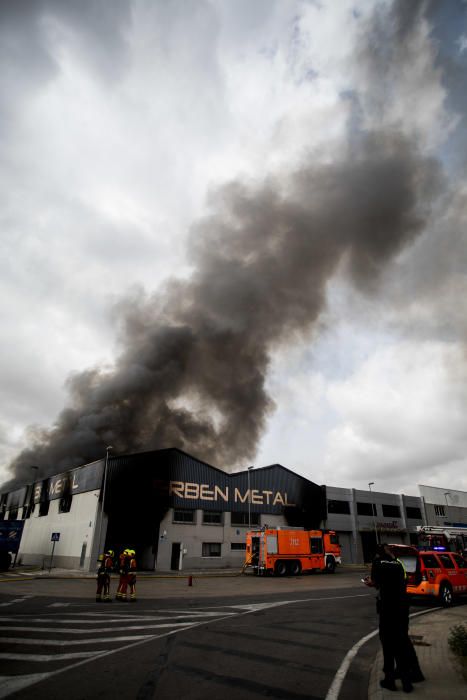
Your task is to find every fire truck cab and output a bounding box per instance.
[245,527,341,576]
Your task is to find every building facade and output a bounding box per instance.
[1,449,466,571]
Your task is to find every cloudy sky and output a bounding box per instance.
[1,0,467,496]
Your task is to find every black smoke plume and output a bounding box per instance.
[3,131,440,488]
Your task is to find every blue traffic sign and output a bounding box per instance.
[51,532,60,542]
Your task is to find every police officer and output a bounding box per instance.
[369,544,423,693]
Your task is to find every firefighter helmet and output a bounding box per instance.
[106,549,114,557]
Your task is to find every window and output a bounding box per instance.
[8,508,18,520]
[203,511,222,525]
[327,499,351,515]
[406,506,422,520]
[330,533,339,545]
[421,554,440,568]
[231,543,246,551]
[434,505,445,517]
[438,553,455,569]
[22,505,32,519]
[450,554,465,569]
[173,509,195,523]
[357,502,377,516]
[310,537,323,554]
[382,504,401,518]
[202,542,221,557]
[231,511,260,526]
[59,495,72,513]
[39,501,50,517]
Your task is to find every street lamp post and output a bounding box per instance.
[247,466,254,529]
[96,446,113,561]
[368,482,379,545]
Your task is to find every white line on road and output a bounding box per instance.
[324,607,442,700]
[0,596,34,608]
[0,592,373,699]
[1,635,154,646]
[0,622,196,634]
[0,651,106,662]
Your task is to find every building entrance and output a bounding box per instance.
[171,543,181,570]
[361,530,378,563]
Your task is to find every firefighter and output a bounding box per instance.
[128,549,137,602]
[116,548,130,601]
[96,549,114,602]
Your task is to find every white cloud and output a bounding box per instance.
[1,0,467,498]
[324,341,467,494]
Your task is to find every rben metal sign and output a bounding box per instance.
[169,481,296,508]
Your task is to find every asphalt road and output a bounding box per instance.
[0,570,428,700]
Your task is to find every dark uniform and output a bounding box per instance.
[371,546,423,693]
[96,550,114,602]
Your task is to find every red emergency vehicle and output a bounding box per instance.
[244,527,341,576]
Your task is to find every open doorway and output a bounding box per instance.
[171,543,181,570]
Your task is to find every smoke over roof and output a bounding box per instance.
[3,131,440,488]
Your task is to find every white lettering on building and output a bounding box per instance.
[169,481,295,507]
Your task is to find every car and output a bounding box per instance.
[388,544,467,607]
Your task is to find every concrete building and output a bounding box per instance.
[325,486,425,563]
[1,448,466,570]
[0,449,326,571]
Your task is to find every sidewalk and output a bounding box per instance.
[2,566,247,579]
[368,605,467,699]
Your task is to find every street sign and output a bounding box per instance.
[51,532,60,542]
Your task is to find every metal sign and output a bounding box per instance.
[51,532,60,542]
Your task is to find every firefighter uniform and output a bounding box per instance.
[128,550,137,602]
[116,549,130,601]
[96,550,114,602]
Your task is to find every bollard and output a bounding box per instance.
[188,575,193,586]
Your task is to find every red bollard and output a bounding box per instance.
[188,575,193,586]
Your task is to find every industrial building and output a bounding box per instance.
[0,448,466,570]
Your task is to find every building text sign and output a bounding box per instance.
[169,480,295,508]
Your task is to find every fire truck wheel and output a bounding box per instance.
[274,561,287,576]
[325,556,336,574]
[439,582,453,607]
[289,561,302,576]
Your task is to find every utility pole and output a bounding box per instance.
[368,482,379,545]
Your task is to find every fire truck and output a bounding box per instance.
[416,525,467,555]
[244,527,341,576]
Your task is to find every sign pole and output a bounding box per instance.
[49,540,56,572]
[49,532,60,572]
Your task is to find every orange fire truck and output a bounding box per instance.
[244,527,341,576]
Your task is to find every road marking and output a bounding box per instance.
[1,635,154,646]
[48,603,71,607]
[0,595,34,608]
[0,615,208,624]
[324,607,442,700]
[0,593,373,700]
[0,622,197,634]
[0,651,106,662]
[0,673,52,698]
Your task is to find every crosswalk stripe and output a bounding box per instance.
[1,635,154,646]
[0,622,197,634]
[0,616,192,624]
[0,651,106,662]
